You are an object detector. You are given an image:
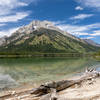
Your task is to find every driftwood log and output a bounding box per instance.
[31,68,100,96]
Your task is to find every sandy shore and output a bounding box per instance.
[1,74,100,100]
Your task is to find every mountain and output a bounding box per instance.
[83,39,100,47]
[0,20,99,54]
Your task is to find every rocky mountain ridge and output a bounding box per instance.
[0,20,99,54]
[0,20,86,46]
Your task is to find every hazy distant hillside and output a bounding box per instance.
[84,39,100,47]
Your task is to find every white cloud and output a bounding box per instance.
[17,2,28,6]
[0,0,37,16]
[0,27,20,37]
[76,0,100,10]
[0,0,27,16]
[56,23,100,36]
[90,30,100,36]
[70,14,94,20]
[88,23,100,28]
[58,24,87,33]
[0,12,29,23]
[75,6,84,10]
[51,20,67,25]
[0,24,6,26]
[0,0,28,8]
[0,0,35,25]
[74,32,89,36]
[84,37,95,39]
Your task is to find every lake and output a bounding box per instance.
[0,57,100,90]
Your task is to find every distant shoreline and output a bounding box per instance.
[0,53,91,58]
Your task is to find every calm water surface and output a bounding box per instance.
[0,57,100,90]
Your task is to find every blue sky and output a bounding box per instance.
[0,0,100,43]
